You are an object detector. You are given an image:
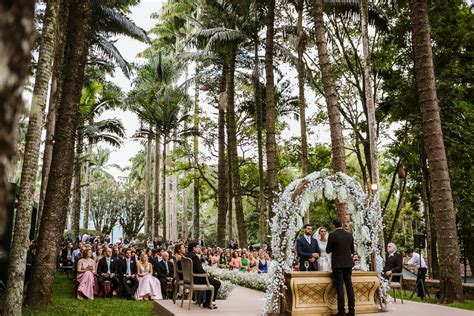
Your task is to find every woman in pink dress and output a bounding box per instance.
[229,251,241,271]
[134,252,163,300]
[77,248,98,299]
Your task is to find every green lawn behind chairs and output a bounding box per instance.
[22,273,155,316]
[390,289,474,311]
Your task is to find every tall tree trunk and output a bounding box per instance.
[171,144,178,240]
[26,0,94,305]
[154,131,161,238]
[71,132,83,238]
[162,141,167,240]
[410,0,463,303]
[253,29,266,244]
[360,0,384,260]
[182,187,188,238]
[216,65,228,247]
[145,132,152,237]
[0,2,35,271]
[37,1,69,237]
[227,52,247,248]
[312,0,348,224]
[192,70,200,241]
[226,97,234,243]
[264,0,279,222]
[4,0,59,313]
[82,141,92,229]
[296,0,309,224]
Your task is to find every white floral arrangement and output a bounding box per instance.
[263,169,390,314]
[217,280,235,299]
[204,266,268,292]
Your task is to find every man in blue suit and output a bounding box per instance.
[296,224,321,271]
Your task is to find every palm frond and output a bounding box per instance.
[97,6,150,43]
[95,34,132,78]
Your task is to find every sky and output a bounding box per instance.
[100,1,165,179]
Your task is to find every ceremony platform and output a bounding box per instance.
[153,284,473,316]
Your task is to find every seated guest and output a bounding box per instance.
[61,242,74,266]
[120,248,139,300]
[186,242,221,309]
[77,248,98,299]
[104,234,111,244]
[383,243,403,281]
[258,253,268,274]
[218,253,227,268]
[248,253,258,272]
[72,242,84,264]
[97,247,120,296]
[229,251,241,271]
[240,253,249,272]
[156,252,174,298]
[135,252,163,300]
[112,246,122,261]
[174,243,186,280]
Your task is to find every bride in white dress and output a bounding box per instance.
[314,227,331,272]
[134,252,163,300]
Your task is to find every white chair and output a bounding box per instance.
[388,272,404,303]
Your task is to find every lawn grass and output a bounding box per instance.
[20,273,155,316]
[389,288,474,311]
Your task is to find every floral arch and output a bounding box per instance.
[263,169,389,314]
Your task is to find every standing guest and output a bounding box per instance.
[135,253,163,300]
[326,218,357,316]
[257,253,268,274]
[186,242,221,309]
[296,224,321,271]
[315,227,331,272]
[383,243,403,281]
[104,234,111,244]
[81,233,90,244]
[406,248,428,298]
[97,247,120,296]
[120,248,139,300]
[76,248,98,299]
[156,252,174,298]
[229,251,241,271]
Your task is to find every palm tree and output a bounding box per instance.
[37,1,149,234]
[26,0,95,306]
[3,0,55,314]
[409,0,463,303]
[264,0,279,223]
[311,0,348,224]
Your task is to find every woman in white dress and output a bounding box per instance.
[314,227,331,272]
[134,252,163,300]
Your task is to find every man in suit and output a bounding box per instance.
[186,242,221,309]
[383,243,403,282]
[156,251,174,298]
[119,248,139,299]
[326,218,357,316]
[61,241,74,266]
[97,247,120,296]
[296,224,321,271]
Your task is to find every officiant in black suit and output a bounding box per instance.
[296,224,321,271]
[326,218,357,316]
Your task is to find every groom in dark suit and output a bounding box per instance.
[326,218,357,316]
[296,224,321,271]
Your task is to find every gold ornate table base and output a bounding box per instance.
[284,271,380,315]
